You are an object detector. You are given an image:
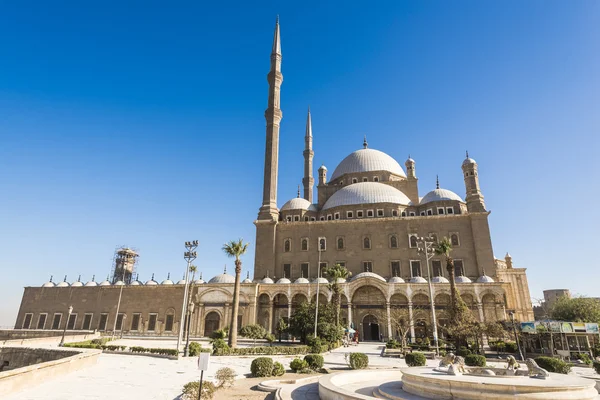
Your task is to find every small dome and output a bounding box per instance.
[350,272,386,282]
[194,278,206,284]
[176,279,187,285]
[276,277,291,284]
[318,164,328,171]
[99,279,112,286]
[145,274,158,286]
[85,275,98,286]
[56,281,70,287]
[295,277,310,284]
[476,275,495,283]
[420,188,463,204]
[405,157,415,165]
[114,280,125,286]
[312,277,329,284]
[281,197,318,212]
[431,276,450,284]
[409,276,427,283]
[455,276,472,283]
[331,148,406,180]
[130,280,142,286]
[323,182,411,210]
[388,276,405,283]
[161,273,174,285]
[71,281,83,287]
[463,157,477,166]
[209,273,236,284]
[335,277,347,284]
[42,279,55,288]
[261,276,275,284]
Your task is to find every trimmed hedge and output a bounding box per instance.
[272,361,285,376]
[464,354,486,367]
[456,347,471,357]
[534,357,571,374]
[182,380,216,400]
[214,345,309,356]
[304,354,324,370]
[386,339,402,349]
[405,352,427,367]
[290,358,309,372]
[348,352,369,369]
[129,346,178,356]
[593,361,600,375]
[251,357,274,377]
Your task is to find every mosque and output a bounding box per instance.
[14,20,534,342]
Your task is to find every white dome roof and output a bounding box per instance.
[312,277,329,284]
[350,272,386,282]
[71,281,83,287]
[463,157,476,166]
[410,276,428,283]
[276,277,291,284]
[431,276,450,283]
[242,278,252,283]
[194,278,206,284]
[295,277,310,284]
[476,275,495,283]
[335,277,347,283]
[99,279,112,286]
[261,276,274,284]
[145,275,158,285]
[209,273,236,284]
[56,281,70,287]
[323,182,411,210]
[281,197,318,211]
[420,188,463,204]
[455,276,472,283]
[130,280,142,286]
[388,276,405,283]
[176,279,187,285]
[331,148,406,180]
[114,280,125,286]
[42,280,55,288]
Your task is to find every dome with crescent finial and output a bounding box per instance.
[330,148,406,181]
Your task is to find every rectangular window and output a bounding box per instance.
[283,264,291,279]
[22,313,33,329]
[148,314,158,332]
[318,237,326,251]
[367,210,374,217]
[311,217,316,221]
[334,212,340,220]
[409,212,416,216]
[115,313,125,331]
[420,211,426,216]
[300,263,309,279]
[293,215,300,222]
[446,207,454,214]
[304,216,309,221]
[391,261,401,277]
[377,209,384,217]
[427,209,433,216]
[432,260,443,278]
[327,214,332,220]
[450,233,460,247]
[362,177,368,182]
[454,260,465,277]
[410,260,422,277]
[131,313,141,331]
[437,207,445,215]
[67,313,77,330]
[362,261,373,272]
[165,314,174,332]
[98,313,108,331]
[357,210,364,218]
[408,234,418,248]
[52,313,62,330]
[400,211,405,217]
[319,262,327,277]
[373,176,379,182]
[336,261,346,268]
[286,216,291,222]
[346,211,354,218]
[82,313,93,330]
[37,313,48,330]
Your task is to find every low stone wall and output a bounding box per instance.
[0,347,100,396]
[0,331,99,347]
[0,347,79,370]
[0,329,95,340]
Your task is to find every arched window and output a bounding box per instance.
[284,239,291,252]
[451,233,460,247]
[409,235,418,248]
[363,237,371,249]
[319,237,327,251]
[390,235,398,249]
[301,238,308,251]
[337,237,344,250]
[352,178,358,184]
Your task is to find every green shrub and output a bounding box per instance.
[214,367,236,388]
[348,352,369,369]
[181,380,216,400]
[405,352,427,367]
[210,329,227,340]
[574,353,592,365]
[91,337,111,345]
[272,361,285,376]
[290,358,309,372]
[188,342,202,357]
[464,354,486,367]
[504,342,518,354]
[593,361,600,375]
[213,345,309,356]
[534,357,571,374]
[251,357,274,377]
[265,333,276,346]
[592,344,600,358]
[307,337,323,354]
[212,339,230,354]
[456,347,471,357]
[304,354,324,370]
[386,339,401,349]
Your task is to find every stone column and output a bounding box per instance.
[347,302,353,330]
[386,302,392,340]
[501,304,507,321]
[198,303,205,336]
[268,300,274,333]
[477,302,484,322]
[408,302,415,343]
[287,301,292,320]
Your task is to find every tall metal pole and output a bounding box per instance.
[59,305,73,347]
[184,270,196,357]
[178,240,198,356]
[419,237,439,356]
[510,311,525,360]
[111,269,126,340]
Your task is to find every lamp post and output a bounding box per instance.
[509,311,525,361]
[417,236,440,356]
[59,305,73,347]
[314,237,325,338]
[185,302,195,356]
[178,240,198,356]
[120,314,127,339]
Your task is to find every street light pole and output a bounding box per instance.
[418,236,440,356]
[59,305,73,347]
[178,240,198,356]
[509,311,525,361]
[184,268,197,357]
[314,237,324,338]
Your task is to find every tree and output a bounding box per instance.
[276,317,288,343]
[550,296,600,324]
[387,307,428,349]
[288,301,340,344]
[222,238,249,348]
[323,264,351,327]
[239,324,267,346]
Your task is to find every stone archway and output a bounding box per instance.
[362,314,380,341]
[204,311,220,337]
[257,293,271,331]
[352,285,386,340]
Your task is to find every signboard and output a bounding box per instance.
[586,323,599,334]
[520,322,536,334]
[573,322,587,333]
[197,353,210,371]
[561,322,573,333]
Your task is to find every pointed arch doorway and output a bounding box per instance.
[362,314,380,341]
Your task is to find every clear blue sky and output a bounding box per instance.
[1,1,598,326]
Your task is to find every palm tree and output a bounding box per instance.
[323,263,351,327]
[434,237,456,307]
[222,239,249,348]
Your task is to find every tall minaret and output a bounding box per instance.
[302,107,314,202]
[462,151,486,212]
[258,18,283,221]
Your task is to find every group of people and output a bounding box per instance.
[343,331,359,347]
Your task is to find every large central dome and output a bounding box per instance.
[322,182,411,210]
[330,148,406,181]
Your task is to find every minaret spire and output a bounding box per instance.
[302,106,314,202]
[363,135,368,149]
[258,17,284,220]
[436,175,440,189]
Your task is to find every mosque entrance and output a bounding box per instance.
[362,314,380,341]
[204,311,220,337]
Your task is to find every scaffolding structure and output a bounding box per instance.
[110,246,139,284]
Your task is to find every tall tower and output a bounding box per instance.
[405,156,416,179]
[258,18,283,221]
[302,107,314,202]
[111,248,139,284]
[462,152,486,212]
